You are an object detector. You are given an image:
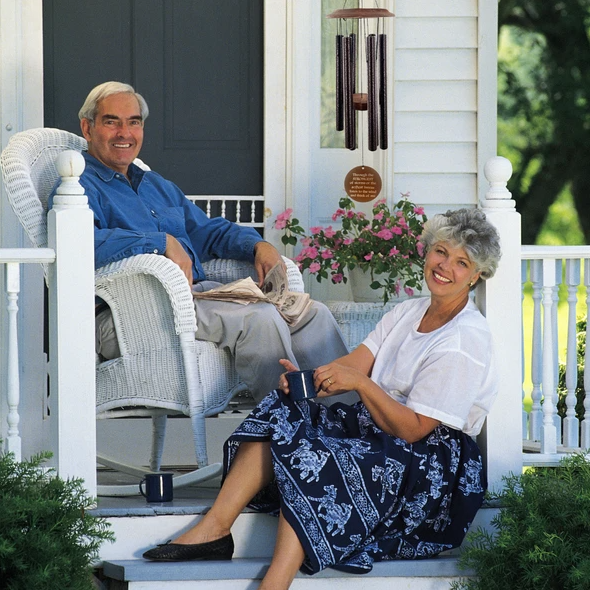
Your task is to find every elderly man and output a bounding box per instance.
[62,81,349,402]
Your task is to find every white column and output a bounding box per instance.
[477,156,523,491]
[46,151,97,497]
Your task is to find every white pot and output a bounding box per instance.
[348,266,427,303]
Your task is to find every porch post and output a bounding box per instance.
[477,156,523,492]
[47,151,97,497]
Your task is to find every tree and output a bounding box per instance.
[498,0,590,244]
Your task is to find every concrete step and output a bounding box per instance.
[102,555,473,589]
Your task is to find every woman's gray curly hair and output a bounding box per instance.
[420,208,502,286]
[78,81,149,123]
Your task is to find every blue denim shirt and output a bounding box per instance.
[50,152,263,281]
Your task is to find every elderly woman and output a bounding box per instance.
[143,208,502,590]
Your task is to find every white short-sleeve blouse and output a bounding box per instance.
[362,297,497,436]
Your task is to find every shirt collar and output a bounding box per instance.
[82,151,145,188]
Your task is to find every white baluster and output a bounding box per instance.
[530,259,543,440]
[521,259,529,439]
[5,263,21,459]
[236,200,242,224]
[250,200,256,223]
[552,259,562,443]
[582,259,590,448]
[221,200,227,219]
[206,200,212,218]
[541,258,557,453]
[563,259,580,447]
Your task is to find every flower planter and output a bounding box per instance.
[349,266,413,303]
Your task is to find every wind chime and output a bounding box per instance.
[327,4,394,202]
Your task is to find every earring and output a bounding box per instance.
[469,282,473,287]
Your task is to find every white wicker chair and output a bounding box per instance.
[0,127,304,495]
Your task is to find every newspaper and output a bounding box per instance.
[193,262,313,327]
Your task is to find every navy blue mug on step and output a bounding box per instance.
[139,472,174,502]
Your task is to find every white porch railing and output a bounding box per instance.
[186,195,266,230]
[2,152,588,499]
[521,247,590,465]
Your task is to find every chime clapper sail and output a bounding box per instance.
[327,6,394,151]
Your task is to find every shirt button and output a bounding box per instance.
[153,249,159,254]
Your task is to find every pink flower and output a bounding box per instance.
[310,226,323,234]
[376,229,393,240]
[324,226,336,238]
[374,211,384,221]
[391,226,403,235]
[321,249,334,260]
[413,206,425,215]
[375,198,386,206]
[404,287,414,297]
[276,208,293,222]
[417,242,425,257]
[364,253,374,261]
[301,237,312,247]
[274,219,287,230]
[309,262,321,273]
[343,238,354,245]
[331,273,344,283]
[301,246,319,259]
[389,247,399,256]
[332,208,346,221]
[331,261,340,270]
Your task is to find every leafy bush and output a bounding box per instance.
[0,448,114,589]
[557,318,586,422]
[452,454,590,590]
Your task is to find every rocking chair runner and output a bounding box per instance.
[0,127,305,496]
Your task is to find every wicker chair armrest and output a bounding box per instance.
[95,254,197,335]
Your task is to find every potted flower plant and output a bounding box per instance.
[274,194,427,304]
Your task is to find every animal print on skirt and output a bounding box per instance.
[223,390,486,575]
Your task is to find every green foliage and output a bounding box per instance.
[498,0,590,245]
[557,318,587,422]
[0,448,114,590]
[452,454,590,590]
[537,189,585,246]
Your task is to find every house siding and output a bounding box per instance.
[393,1,480,210]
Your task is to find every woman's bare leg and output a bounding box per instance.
[174,441,273,544]
[258,512,305,590]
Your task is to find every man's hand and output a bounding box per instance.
[165,234,193,285]
[253,241,285,286]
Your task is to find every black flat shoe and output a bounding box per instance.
[142,533,234,562]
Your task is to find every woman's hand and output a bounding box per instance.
[278,358,299,395]
[313,362,369,397]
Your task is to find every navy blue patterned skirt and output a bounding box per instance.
[223,390,486,575]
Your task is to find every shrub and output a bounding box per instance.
[0,448,114,589]
[452,454,590,590]
[557,318,586,422]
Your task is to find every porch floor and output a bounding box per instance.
[92,468,223,517]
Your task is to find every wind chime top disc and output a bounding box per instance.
[344,165,382,203]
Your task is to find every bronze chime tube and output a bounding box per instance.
[343,34,356,150]
[367,33,378,151]
[378,33,388,149]
[335,34,344,131]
